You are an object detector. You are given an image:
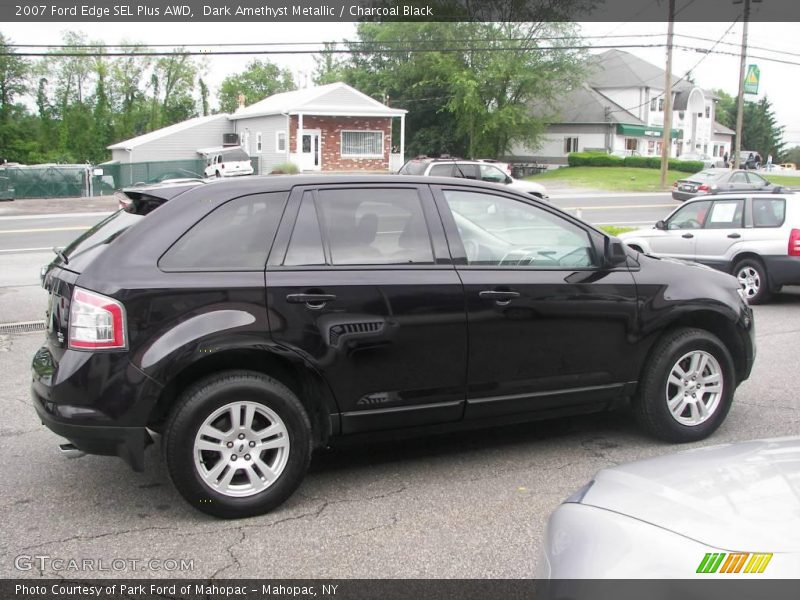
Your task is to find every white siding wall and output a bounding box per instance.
[234,114,289,173]
[510,125,610,162]
[596,88,645,121]
[124,118,233,163]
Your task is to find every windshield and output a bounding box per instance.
[61,210,141,262]
[690,171,723,181]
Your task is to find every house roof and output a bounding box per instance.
[108,114,229,151]
[713,121,736,136]
[546,84,646,126]
[587,49,694,93]
[229,81,407,120]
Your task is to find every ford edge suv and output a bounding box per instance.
[33,176,755,518]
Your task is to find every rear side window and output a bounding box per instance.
[429,164,455,177]
[315,188,435,265]
[705,199,744,229]
[160,192,287,270]
[752,198,786,228]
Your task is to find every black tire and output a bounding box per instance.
[633,328,736,443]
[163,370,312,519]
[733,257,771,305]
[215,171,221,178]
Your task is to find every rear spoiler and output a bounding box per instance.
[116,182,203,214]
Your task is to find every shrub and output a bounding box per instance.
[623,156,650,169]
[668,159,704,173]
[567,152,624,167]
[270,162,299,175]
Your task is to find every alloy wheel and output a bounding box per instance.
[665,350,723,426]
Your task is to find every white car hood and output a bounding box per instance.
[507,178,546,195]
[581,437,800,552]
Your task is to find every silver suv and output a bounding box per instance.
[620,191,800,304]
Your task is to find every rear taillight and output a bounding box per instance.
[697,184,710,192]
[68,287,127,350]
[789,229,800,257]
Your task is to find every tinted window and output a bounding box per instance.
[160,192,287,270]
[667,200,711,230]
[443,190,595,268]
[452,164,479,180]
[705,199,744,229]
[752,198,786,227]
[479,165,508,183]
[399,160,429,175]
[284,193,326,266]
[747,172,768,186]
[222,148,250,161]
[730,172,748,184]
[316,188,434,265]
[429,164,455,177]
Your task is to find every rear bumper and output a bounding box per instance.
[33,389,152,471]
[763,255,800,289]
[31,344,163,471]
[671,190,703,202]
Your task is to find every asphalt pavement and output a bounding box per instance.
[2,293,799,578]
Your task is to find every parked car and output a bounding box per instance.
[677,152,724,169]
[538,436,800,578]
[34,175,754,518]
[672,168,773,201]
[399,157,548,199]
[729,150,762,170]
[779,163,796,171]
[620,189,799,304]
[203,147,254,178]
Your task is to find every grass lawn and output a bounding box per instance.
[527,166,800,192]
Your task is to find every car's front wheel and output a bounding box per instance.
[164,371,312,518]
[734,258,770,304]
[634,328,735,443]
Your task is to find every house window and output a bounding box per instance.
[650,98,657,111]
[341,131,384,158]
[658,98,664,111]
[625,138,638,152]
[564,137,579,153]
[276,131,286,152]
[705,106,710,118]
[256,132,262,153]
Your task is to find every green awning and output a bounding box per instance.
[617,124,680,139]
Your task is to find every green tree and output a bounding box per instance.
[217,59,296,113]
[151,51,199,127]
[713,90,784,159]
[0,33,29,160]
[782,145,800,165]
[320,21,585,158]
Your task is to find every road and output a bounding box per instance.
[2,294,799,579]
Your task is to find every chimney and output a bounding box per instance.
[237,93,246,110]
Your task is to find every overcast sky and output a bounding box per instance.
[6,20,800,148]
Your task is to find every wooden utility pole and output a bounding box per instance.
[733,0,753,169]
[660,0,676,189]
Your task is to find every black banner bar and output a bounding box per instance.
[3,579,800,600]
[1,0,799,23]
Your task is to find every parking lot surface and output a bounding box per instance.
[2,290,799,579]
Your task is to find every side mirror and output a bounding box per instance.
[604,236,628,268]
[655,220,666,230]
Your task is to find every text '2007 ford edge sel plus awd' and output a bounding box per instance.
[32,176,755,518]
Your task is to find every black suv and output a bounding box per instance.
[33,176,755,518]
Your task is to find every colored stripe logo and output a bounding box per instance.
[696,552,772,574]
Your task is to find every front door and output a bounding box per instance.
[266,185,467,434]
[299,130,321,171]
[653,199,714,260]
[432,185,639,419]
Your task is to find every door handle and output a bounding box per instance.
[286,293,336,307]
[682,233,694,239]
[727,233,741,239]
[479,290,520,304]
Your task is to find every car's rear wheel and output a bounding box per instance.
[733,258,770,304]
[163,371,312,518]
[634,328,735,443]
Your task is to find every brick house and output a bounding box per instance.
[230,82,407,173]
[107,82,407,175]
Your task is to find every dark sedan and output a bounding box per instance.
[672,168,773,201]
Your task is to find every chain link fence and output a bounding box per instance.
[0,158,262,200]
